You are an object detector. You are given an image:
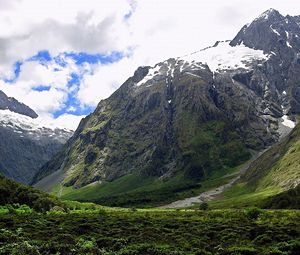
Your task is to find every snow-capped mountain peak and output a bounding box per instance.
[0,109,73,141]
[135,41,269,88]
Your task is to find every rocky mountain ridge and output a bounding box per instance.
[0,90,38,118]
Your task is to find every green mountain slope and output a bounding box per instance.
[209,122,300,209]
[242,123,300,191]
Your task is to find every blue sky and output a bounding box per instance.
[0,0,298,129]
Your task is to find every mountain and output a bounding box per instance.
[34,9,299,206]
[0,90,73,184]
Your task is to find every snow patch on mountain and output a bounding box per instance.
[282,115,296,128]
[136,41,269,87]
[186,72,201,78]
[270,25,281,36]
[286,41,293,48]
[181,41,269,72]
[136,65,161,87]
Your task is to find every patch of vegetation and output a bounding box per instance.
[0,175,65,212]
[242,122,300,191]
[0,209,299,254]
[207,184,281,209]
[181,120,250,180]
[81,120,109,135]
[0,204,32,214]
[262,185,300,209]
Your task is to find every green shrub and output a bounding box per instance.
[16,205,32,214]
[98,208,108,216]
[244,207,262,220]
[0,206,9,214]
[199,202,209,210]
[7,204,16,214]
[226,246,257,254]
[50,206,66,213]
[262,185,300,209]
[0,174,65,213]
[0,241,40,255]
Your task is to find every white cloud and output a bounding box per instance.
[0,82,67,114]
[23,88,67,114]
[0,58,78,113]
[18,61,70,89]
[0,0,132,70]
[78,57,133,107]
[42,113,85,130]
[67,106,77,113]
[0,0,298,70]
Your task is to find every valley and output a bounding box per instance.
[0,7,300,255]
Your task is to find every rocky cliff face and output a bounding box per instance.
[0,91,73,184]
[35,9,299,191]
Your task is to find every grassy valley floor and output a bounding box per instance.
[54,162,246,208]
[0,208,299,255]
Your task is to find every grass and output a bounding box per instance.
[208,186,282,209]
[242,122,300,191]
[81,120,109,134]
[0,208,299,254]
[51,183,74,197]
[257,137,300,191]
[60,163,243,207]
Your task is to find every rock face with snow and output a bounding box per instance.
[0,90,38,118]
[35,9,298,190]
[231,8,300,115]
[0,91,73,184]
